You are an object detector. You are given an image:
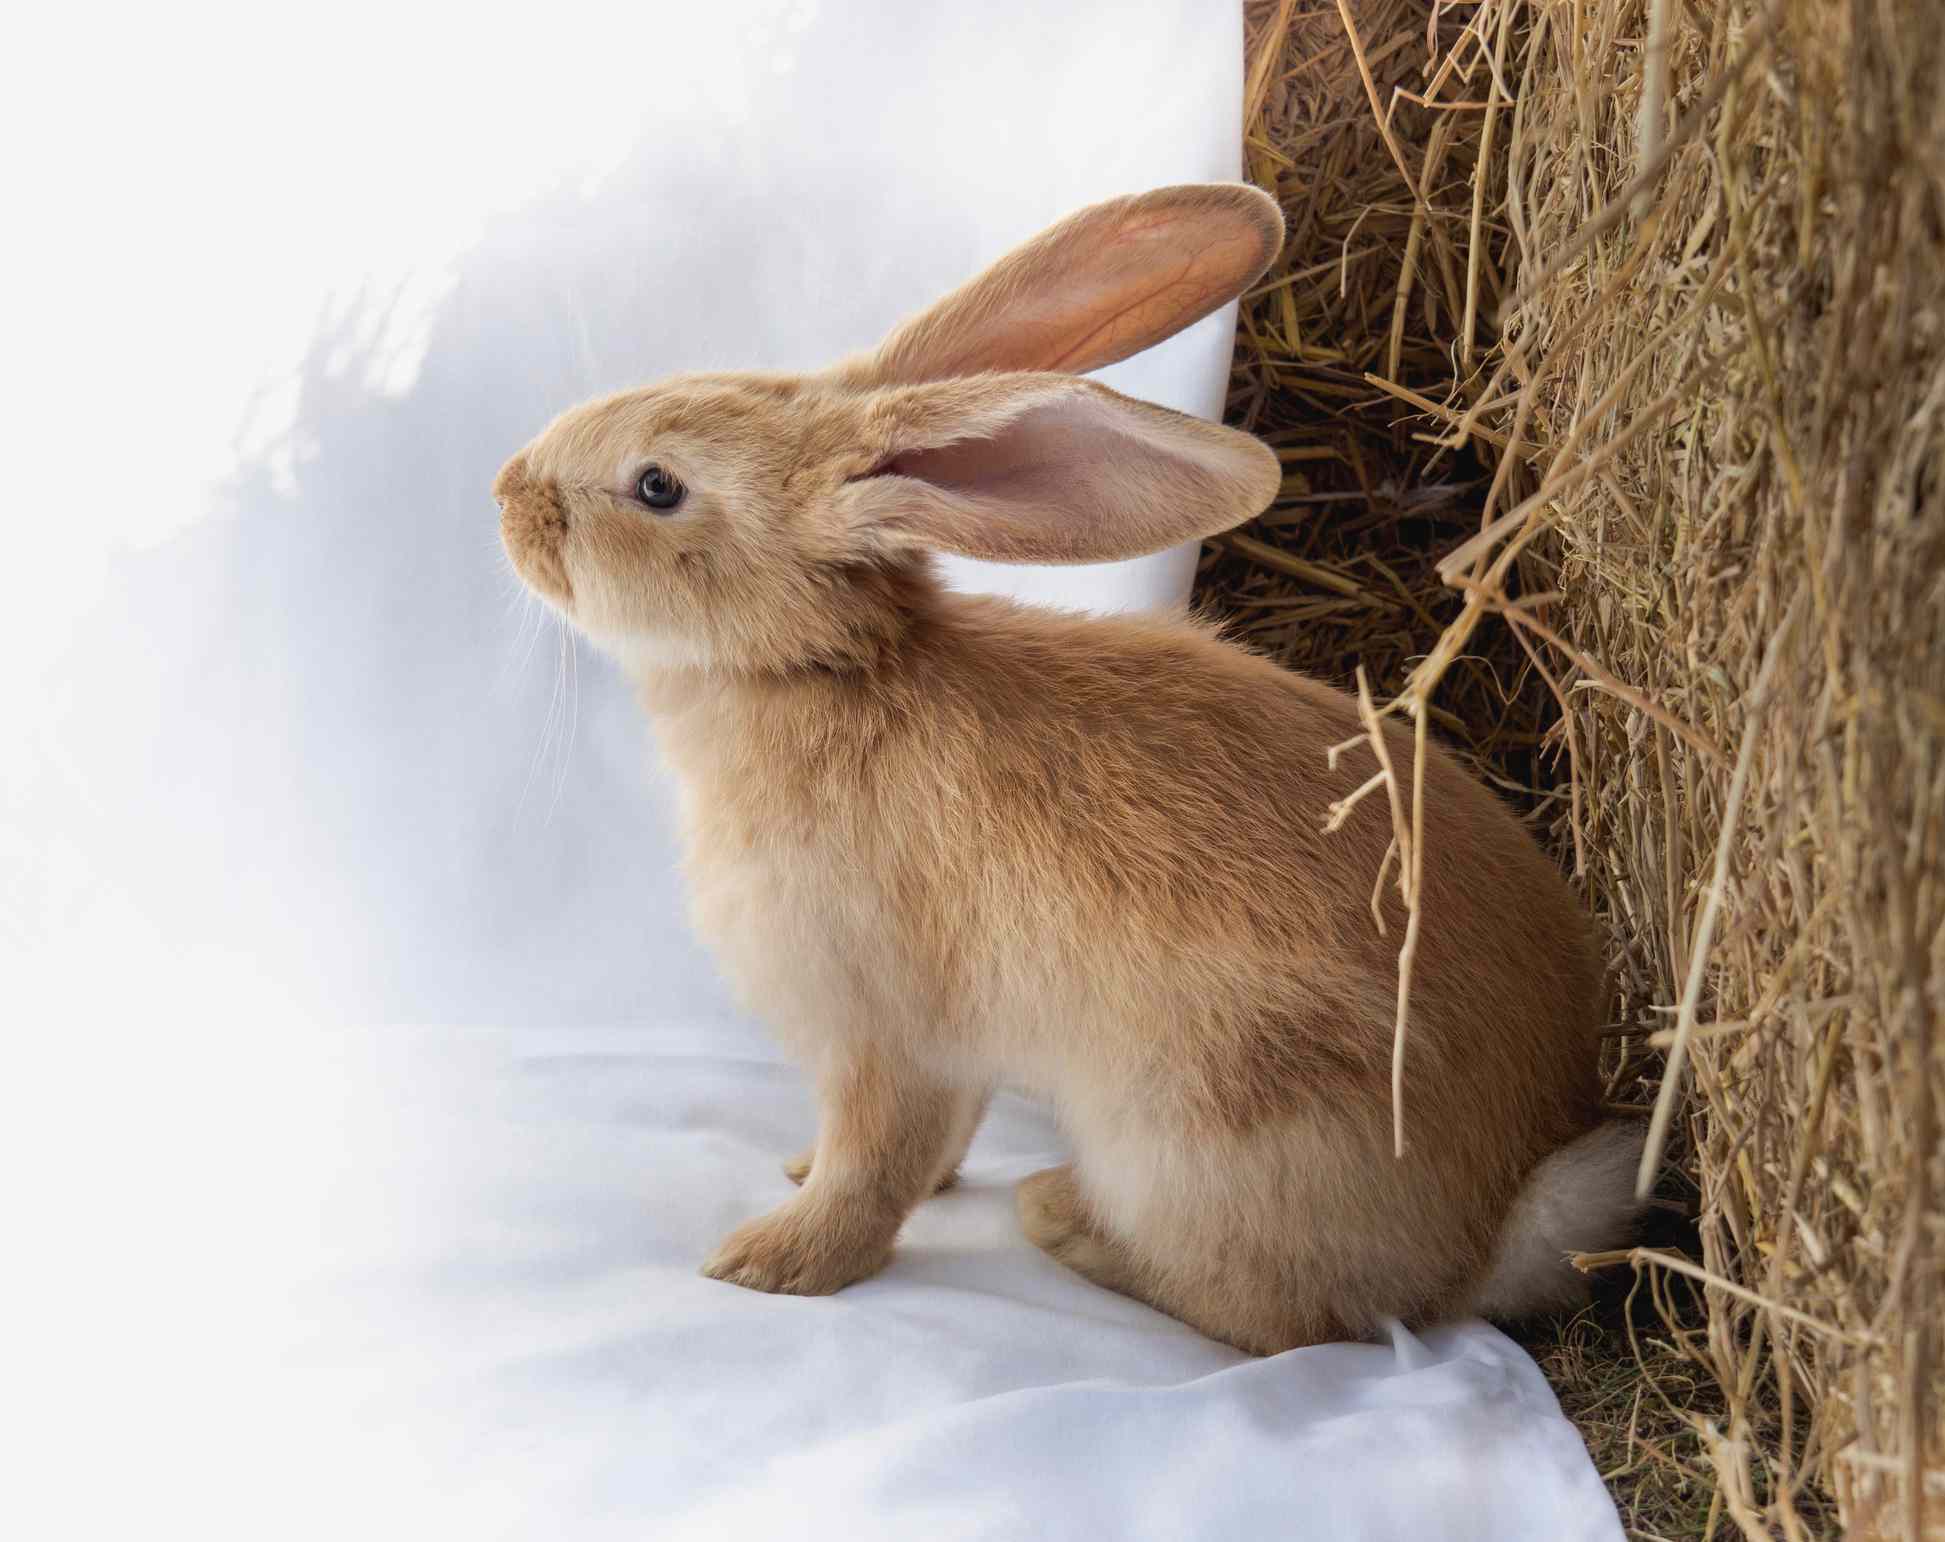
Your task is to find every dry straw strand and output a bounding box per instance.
[1636,592,1804,1200]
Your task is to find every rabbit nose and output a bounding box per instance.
[493,453,532,508]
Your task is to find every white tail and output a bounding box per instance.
[1468,1122,1646,1319]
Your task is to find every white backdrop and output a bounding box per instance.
[4,3,1620,1537]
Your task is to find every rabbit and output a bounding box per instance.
[495,183,1643,1354]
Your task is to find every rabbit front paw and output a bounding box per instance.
[702,1202,892,1296]
[784,1148,960,1193]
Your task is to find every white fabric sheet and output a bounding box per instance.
[5,2,1620,1537]
[143,1019,1613,1542]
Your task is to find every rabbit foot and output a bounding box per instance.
[1017,1164,1142,1296]
[702,1200,892,1296]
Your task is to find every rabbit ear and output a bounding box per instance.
[840,374,1279,565]
[852,184,1284,386]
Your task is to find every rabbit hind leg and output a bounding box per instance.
[1017,1162,1348,1355]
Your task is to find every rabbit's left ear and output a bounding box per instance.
[850,184,1284,386]
[838,374,1279,566]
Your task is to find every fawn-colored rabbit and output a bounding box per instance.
[496,184,1641,1353]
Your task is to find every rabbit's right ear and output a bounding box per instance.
[836,373,1279,567]
[847,184,1283,386]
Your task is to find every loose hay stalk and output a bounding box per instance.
[1216,2,1944,1536]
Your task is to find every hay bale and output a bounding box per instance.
[1217,2,1943,1535]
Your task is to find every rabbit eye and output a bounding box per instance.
[636,464,685,512]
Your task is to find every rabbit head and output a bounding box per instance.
[495,184,1284,671]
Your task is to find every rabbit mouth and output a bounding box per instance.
[503,515,572,606]
[495,458,575,605]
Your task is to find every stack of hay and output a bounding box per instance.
[1214,2,1943,1536]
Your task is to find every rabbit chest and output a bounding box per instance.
[647,686,954,1063]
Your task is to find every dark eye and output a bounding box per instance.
[636,464,685,511]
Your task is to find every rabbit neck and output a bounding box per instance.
[614,556,941,682]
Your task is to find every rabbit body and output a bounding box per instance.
[497,184,1640,1353]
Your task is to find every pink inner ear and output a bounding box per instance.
[887,398,1099,492]
[874,392,1262,566]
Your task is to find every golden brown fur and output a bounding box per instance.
[495,184,1634,1354]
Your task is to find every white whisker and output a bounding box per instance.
[515,615,568,821]
[509,590,548,689]
[547,627,580,827]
